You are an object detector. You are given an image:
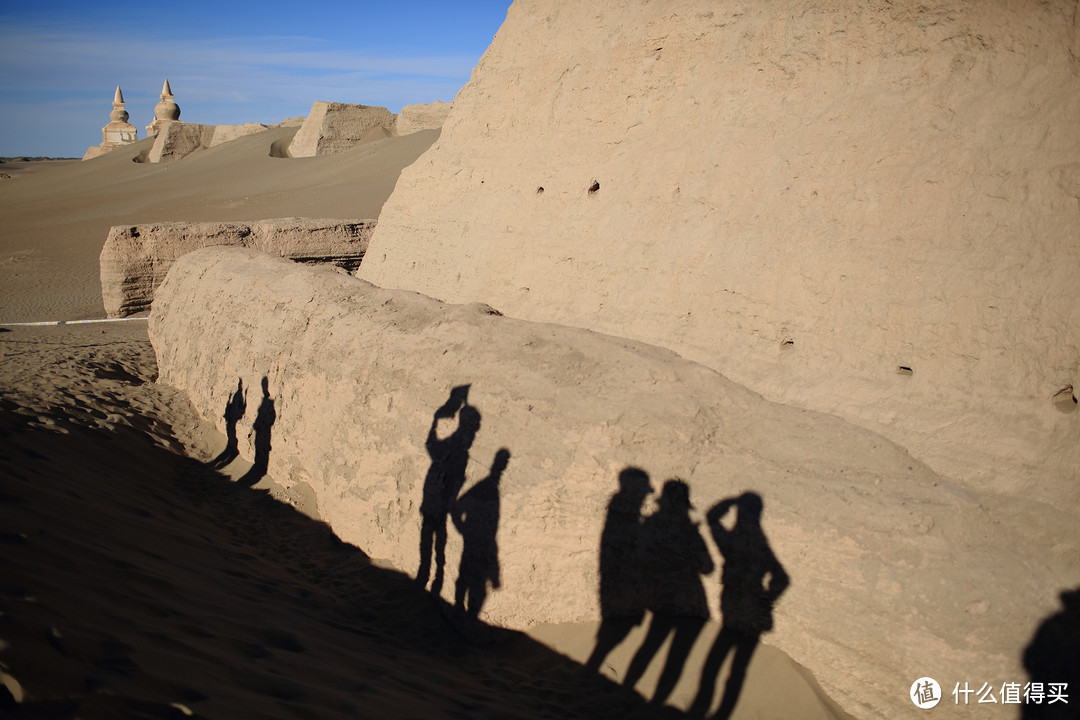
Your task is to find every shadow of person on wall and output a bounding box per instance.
[690,491,789,719]
[238,377,276,488]
[209,378,246,469]
[585,467,654,675]
[417,385,481,597]
[622,479,714,707]
[451,448,509,620]
[1022,586,1080,719]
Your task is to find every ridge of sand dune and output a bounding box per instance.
[0,126,437,323]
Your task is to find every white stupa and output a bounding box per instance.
[82,86,139,160]
[145,78,181,138]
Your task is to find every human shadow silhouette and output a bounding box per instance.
[0,402,695,720]
[451,448,508,619]
[585,467,654,674]
[238,377,276,488]
[417,385,481,596]
[1022,586,1080,719]
[690,492,789,719]
[209,378,246,469]
[622,479,714,707]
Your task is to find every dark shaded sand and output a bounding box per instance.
[0,399,686,718]
[1,445,682,717]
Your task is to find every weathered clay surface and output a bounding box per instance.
[396,101,453,135]
[287,102,396,157]
[358,0,1080,501]
[81,145,113,161]
[100,218,374,317]
[144,122,270,163]
[208,123,269,146]
[146,123,216,163]
[151,247,1079,720]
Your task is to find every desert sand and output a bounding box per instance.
[0,129,851,718]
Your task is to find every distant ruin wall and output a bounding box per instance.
[287,102,396,157]
[146,122,216,163]
[100,218,374,317]
[358,0,1080,499]
[143,122,269,163]
[151,247,1077,720]
[208,123,269,147]
[396,101,453,135]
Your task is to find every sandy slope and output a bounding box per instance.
[0,127,437,323]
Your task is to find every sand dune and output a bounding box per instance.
[0,127,437,323]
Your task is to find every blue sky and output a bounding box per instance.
[0,0,511,157]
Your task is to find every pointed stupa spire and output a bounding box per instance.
[146,77,181,138]
[84,84,138,160]
[109,85,129,124]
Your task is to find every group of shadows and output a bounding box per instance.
[207,377,276,487]
[207,380,1080,719]
[413,386,787,717]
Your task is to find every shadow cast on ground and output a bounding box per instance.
[0,405,686,719]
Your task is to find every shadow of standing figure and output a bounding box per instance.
[417,385,481,596]
[690,492,789,719]
[209,378,246,469]
[238,377,276,488]
[451,448,508,619]
[1022,586,1080,719]
[622,479,714,707]
[585,467,654,674]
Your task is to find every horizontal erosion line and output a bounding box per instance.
[0,317,149,327]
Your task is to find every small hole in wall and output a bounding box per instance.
[536,186,544,194]
[588,181,600,194]
[781,339,794,347]
[1052,385,1077,413]
[896,366,913,376]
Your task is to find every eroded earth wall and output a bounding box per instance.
[151,247,1079,720]
[358,0,1080,498]
[287,102,396,157]
[100,218,374,317]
